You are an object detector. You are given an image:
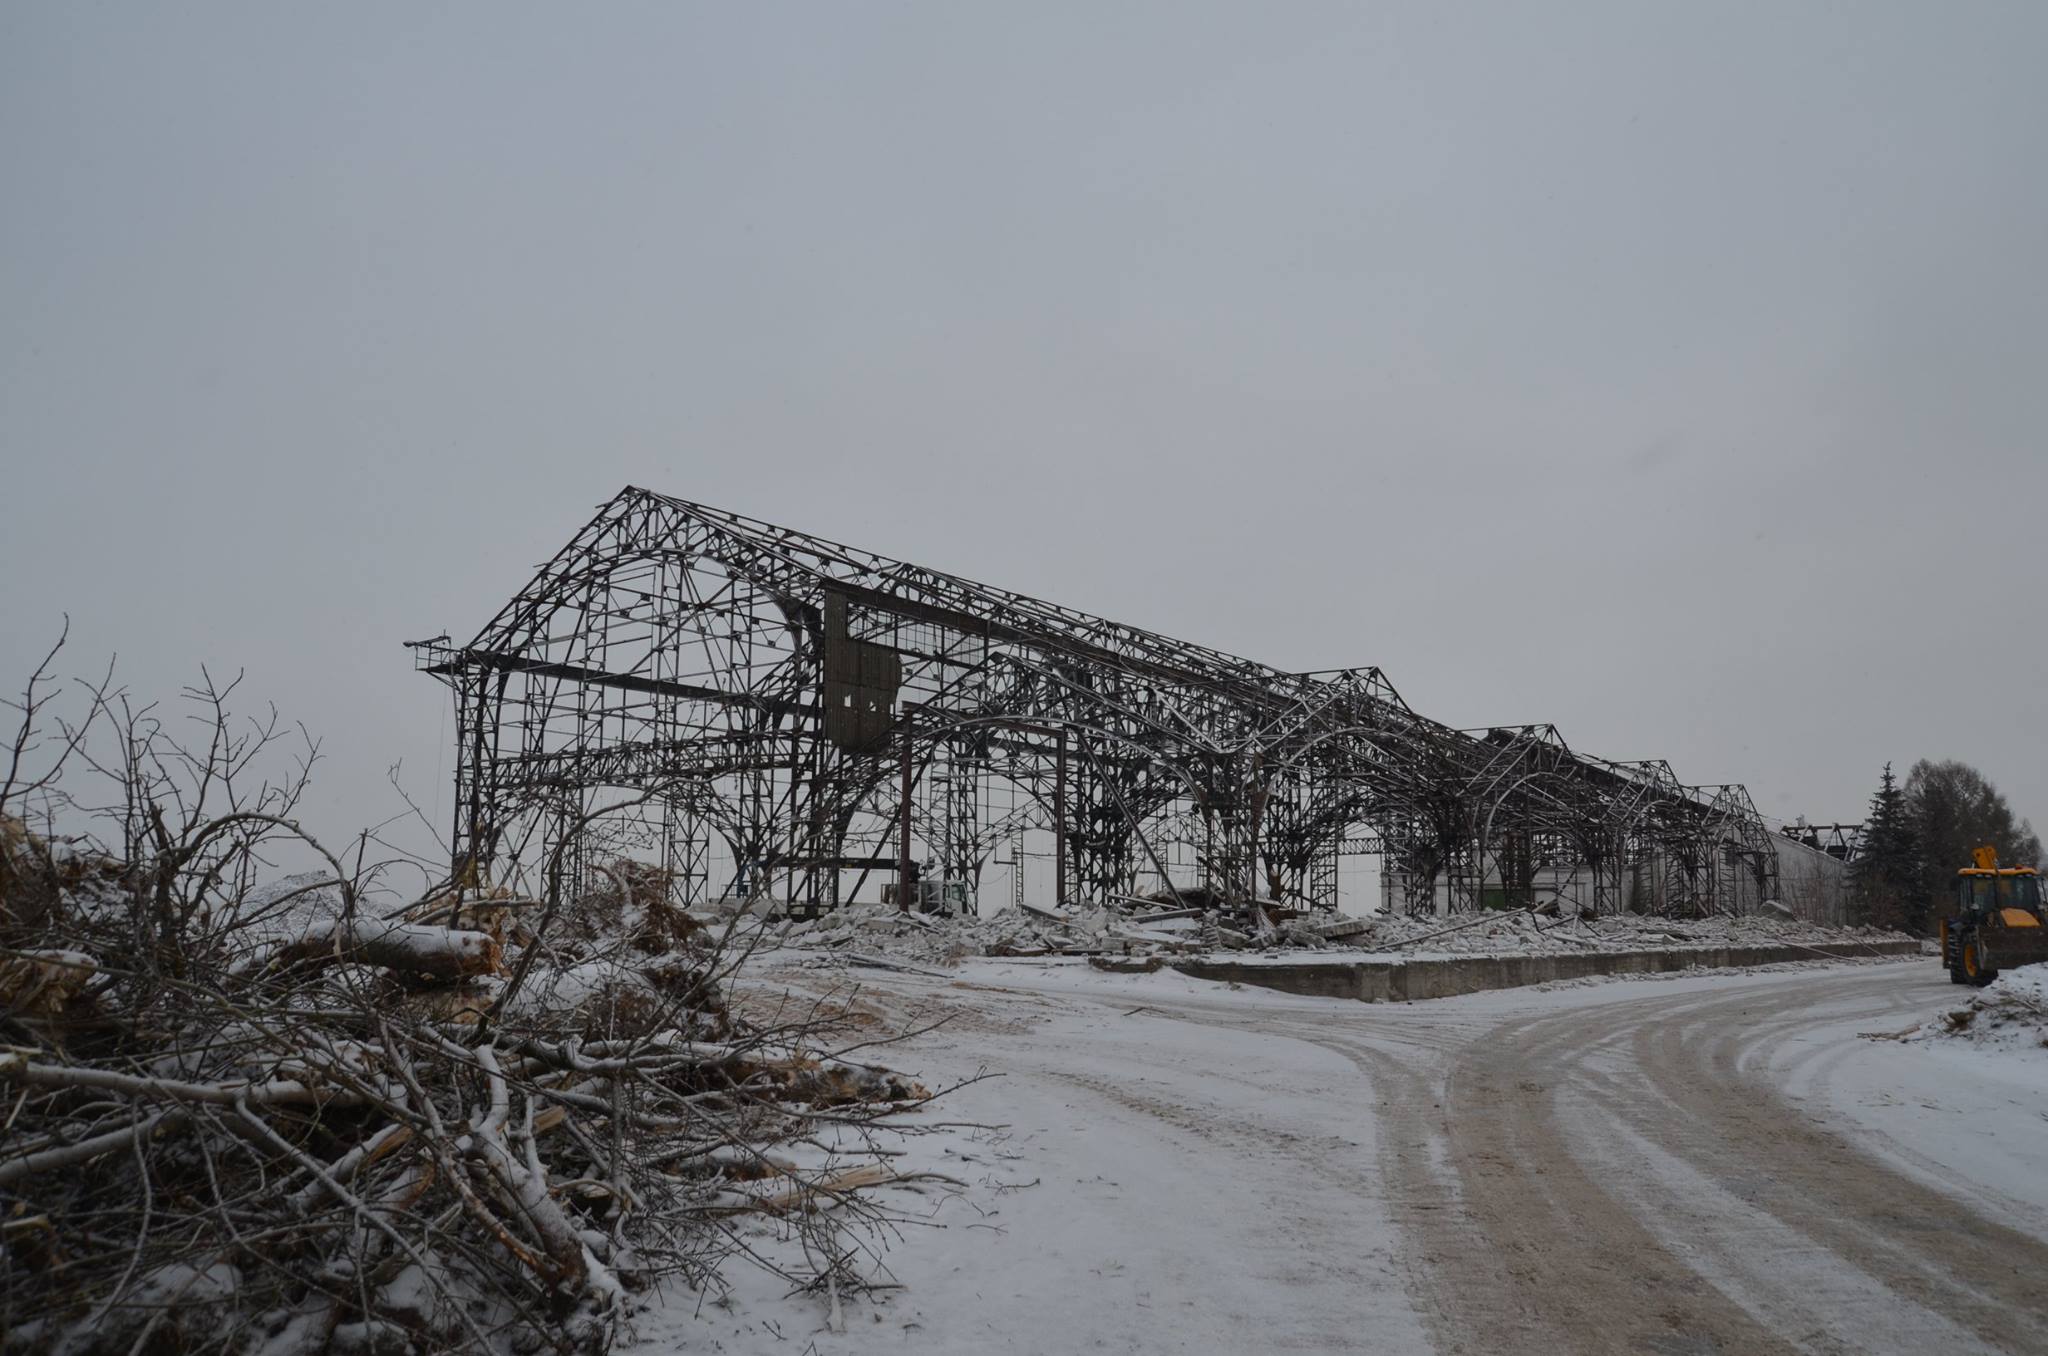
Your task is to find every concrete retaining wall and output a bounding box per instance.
[1172,940,1922,1004]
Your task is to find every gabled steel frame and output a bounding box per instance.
[1779,821,1864,863]
[414,487,1779,917]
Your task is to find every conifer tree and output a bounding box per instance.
[1850,763,1918,931]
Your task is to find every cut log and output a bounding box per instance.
[271,920,502,982]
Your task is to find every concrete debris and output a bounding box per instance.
[774,897,1909,968]
[776,900,1192,965]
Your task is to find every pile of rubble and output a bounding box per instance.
[1340,907,1904,959]
[777,898,1274,967]
[767,891,1908,969]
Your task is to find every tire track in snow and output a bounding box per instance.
[1113,969,2042,1355]
[1608,974,2048,1352]
[828,962,2046,1354]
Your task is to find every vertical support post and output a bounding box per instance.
[898,708,914,913]
[1473,814,1489,915]
[1246,754,1266,905]
[1054,729,1068,911]
[453,667,497,894]
[789,726,803,909]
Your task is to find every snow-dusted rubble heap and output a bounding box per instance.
[1329,908,1903,958]
[0,822,937,1356]
[1919,969,2048,1058]
[776,895,1906,969]
[780,900,1216,966]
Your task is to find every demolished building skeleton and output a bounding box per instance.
[411,486,1796,919]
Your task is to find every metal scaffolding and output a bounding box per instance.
[412,487,1780,917]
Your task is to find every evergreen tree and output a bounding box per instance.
[1903,759,2043,926]
[1850,763,1918,931]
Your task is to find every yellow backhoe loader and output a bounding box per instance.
[1940,846,2048,986]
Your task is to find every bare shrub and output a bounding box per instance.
[0,631,948,1354]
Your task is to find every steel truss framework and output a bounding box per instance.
[1779,822,1864,864]
[413,487,1781,917]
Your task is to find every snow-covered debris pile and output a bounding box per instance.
[782,898,1222,964]
[1918,968,2048,1058]
[1340,908,1904,958]
[777,893,1906,969]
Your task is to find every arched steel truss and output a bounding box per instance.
[412,487,1779,917]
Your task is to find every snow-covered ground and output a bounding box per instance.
[634,956,2048,1356]
[1804,966,2048,1239]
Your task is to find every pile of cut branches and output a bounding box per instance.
[0,633,944,1355]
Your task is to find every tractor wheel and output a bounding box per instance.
[1948,958,1969,984]
[1961,936,1997,988]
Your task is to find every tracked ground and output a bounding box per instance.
[865,961,2048,1355]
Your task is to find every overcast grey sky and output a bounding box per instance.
[3,2,2044,855]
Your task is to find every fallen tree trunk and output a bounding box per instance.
[270,919,502,982]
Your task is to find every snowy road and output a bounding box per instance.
[688,961,2048,1355]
